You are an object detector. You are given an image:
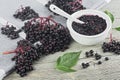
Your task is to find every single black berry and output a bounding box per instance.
[105,57,109,61]
[97,61,102,65]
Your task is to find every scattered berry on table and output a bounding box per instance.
[81,63,90,69]
[90,50,94,54]
[13,6,39,21]
[105,57,109,61]
[95,53,102,60]
[97,61,102,65]
[85,50,94,58]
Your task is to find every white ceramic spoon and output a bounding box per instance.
[49,4,84,24]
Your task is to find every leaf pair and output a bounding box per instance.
[104,10,114,23]
[104,10,120,31]
[56,51,81,72]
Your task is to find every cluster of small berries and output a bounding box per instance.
[81,50,109,69]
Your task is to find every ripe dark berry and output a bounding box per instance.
[105,57,109,61]
[85,52,89,57]
[97,61,102,65]
[81,63,89,69]
[1,25,21,40]
[95,53,101,60]
[23,17,72,55]
[85,50,94,58]
[90,53,94,57]
[86,63,90,67]
[90,50,94,54]
[102,40,120,55]
[13,6,39,21]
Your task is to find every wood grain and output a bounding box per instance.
[4,0,120,80]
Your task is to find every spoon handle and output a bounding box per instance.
[49,4,84,24]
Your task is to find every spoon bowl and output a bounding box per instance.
[67,9,112,45]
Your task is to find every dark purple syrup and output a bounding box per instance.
[72,15,107,36]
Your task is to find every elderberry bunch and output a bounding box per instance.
[1,25,21,39]
[12,40,42,77]
[45,0,85,15]
[13,6,39,21]
[102,40,120,55]
[22,17,72,55]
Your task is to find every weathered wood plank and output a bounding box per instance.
[4,0,120,80]
[4,55,120,80]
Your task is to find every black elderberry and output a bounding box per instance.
[1,25,21,40]
[85,52,89,57]
[11,40,42,77]
[105,57,109,61]
[95,53,101,60]
[90,50,94,54]
[85,50,94,58]
[81,63,89,69]
[23,17,72,55]
[97,61,102,65]
[13,6,39,21]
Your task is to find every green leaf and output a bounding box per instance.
[59,51,81,68]
[56,51,81,72]
[57,65,76,72]
[104,10,114,23]
[56,56,61,66]
[115,27,120,31]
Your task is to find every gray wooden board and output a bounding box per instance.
[1,0,120,80]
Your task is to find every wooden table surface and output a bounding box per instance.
[4,0,120,80]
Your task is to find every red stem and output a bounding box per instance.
[3,50,16,54]
[20,5,24,11]
[110,33,112,42]
[72,6,81,11]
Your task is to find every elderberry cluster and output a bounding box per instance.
[1,25,21,39]
[12,40,42,77]
[85,50,102,60]
[81,50,109,69]
[13,6,39,21]
[72,15,107,36]
[22,18,72,55]
[102,40,120,55]
[45,0,85,15]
